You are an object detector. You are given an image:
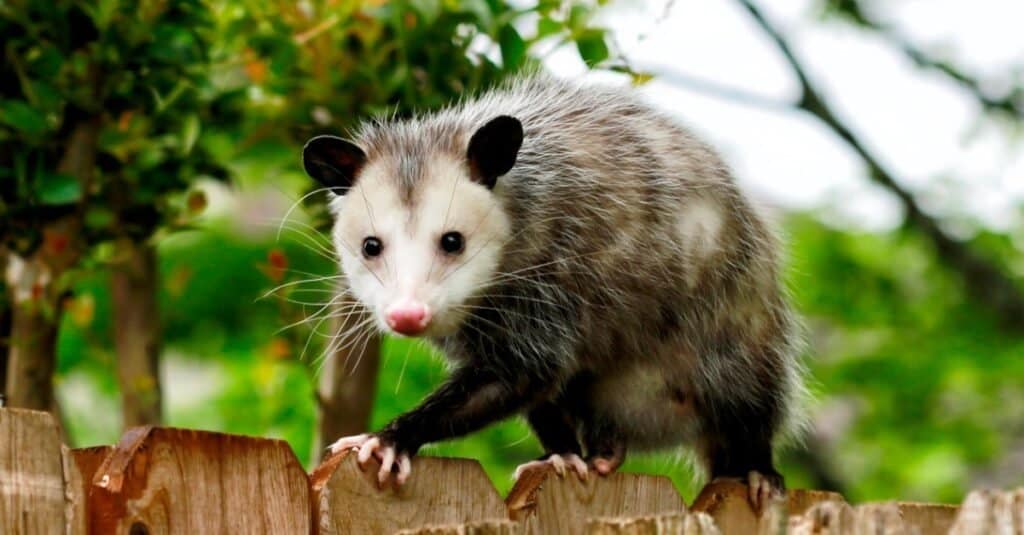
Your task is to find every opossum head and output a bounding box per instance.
[302,116,522,338]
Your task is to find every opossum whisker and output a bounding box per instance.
[315,315,376,371]
[274,292,348,335]
[346,322,379,377]
[259,219,338,261]
[299,304,347,362]
[260,273,347,300]
[394,340,416,394]
[276,186,335,242]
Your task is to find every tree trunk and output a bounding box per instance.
[4,254,60,411]
[0,248,9,405]
[316,297,381,458]
[110,239,163,427]
[3,119,99,415]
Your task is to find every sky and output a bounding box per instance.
[541,0,1024,232]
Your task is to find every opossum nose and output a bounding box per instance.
[386,303,431,336]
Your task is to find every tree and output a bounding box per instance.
[0,0,229,425]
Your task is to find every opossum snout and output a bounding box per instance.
[386,301,432,336]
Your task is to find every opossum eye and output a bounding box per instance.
[362,237,383,258]
[440,231,464,255]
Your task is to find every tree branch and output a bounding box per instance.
[735,0,1024,330]
[826,0,1023,118]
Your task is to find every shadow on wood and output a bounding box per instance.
[690,479,844,535]
[506,465,686,535]
[0,408,72,535]
[89,426,309,534]
[68,445,114,534]
[310,450,508,534]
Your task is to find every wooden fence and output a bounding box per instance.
[1,407,1020,534]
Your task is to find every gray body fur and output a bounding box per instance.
[324,76,805,483]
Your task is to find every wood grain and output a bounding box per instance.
[89,426,309,534]
[893,501,959,535]
[690,479,845,535]
[67,445,114,534]
[787,501,914,535]
[395,520,522,534]
[948,488,1024,535]
[311,450,508,534]
[506,465,686,535]
[587,512,720,534]
[0,408,68,535]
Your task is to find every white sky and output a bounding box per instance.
[541,0,1024,231]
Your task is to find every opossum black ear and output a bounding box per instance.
[302,135,366,194]
[467,115,523,188]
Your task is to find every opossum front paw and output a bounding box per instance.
[327,433,413,486]
[514,453,588,481]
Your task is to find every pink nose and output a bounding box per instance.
[386,303,431,336]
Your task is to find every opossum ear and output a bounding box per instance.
[302,135,366,194]
[467,115,523,188]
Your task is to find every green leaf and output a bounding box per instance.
[0,100,47,136]
[85,207,115,230]
[37,173,82,205]
[499,24,526,70]
[181,114,201,155]
[537,17,563,38]
[575,30,609,65]
[568,4,592,31]
[411,0,441,24]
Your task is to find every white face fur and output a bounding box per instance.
[329,155,512,337]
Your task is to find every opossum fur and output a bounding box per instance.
[303,75,806,490]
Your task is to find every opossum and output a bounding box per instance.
[302,76,805,508]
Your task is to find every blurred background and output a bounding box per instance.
[1,0,1022,504]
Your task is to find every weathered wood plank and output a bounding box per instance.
[311,450,508,534]
[787,501,912,534]
[395,520,522,534]
[67,445,114,534]
[892,502,959,535]
[0,408,68,535]
[690,478,844,535]
[587,512,721,534]
[506,466,686,535]
[89,426,309,534]
[70,445,114,497]
[948,488,1023,534]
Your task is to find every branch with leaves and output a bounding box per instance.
[821,0,1023,119]
[733,0,1024,330]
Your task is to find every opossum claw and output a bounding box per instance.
[514,453,588,481]
[327,433,412,487]
[746,470,785,512]
[396,453,412,485]
[327,433,371,454]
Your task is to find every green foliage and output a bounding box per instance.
[8,0,1023,506]
[785,213,1024,501]
[0,0,227,251]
